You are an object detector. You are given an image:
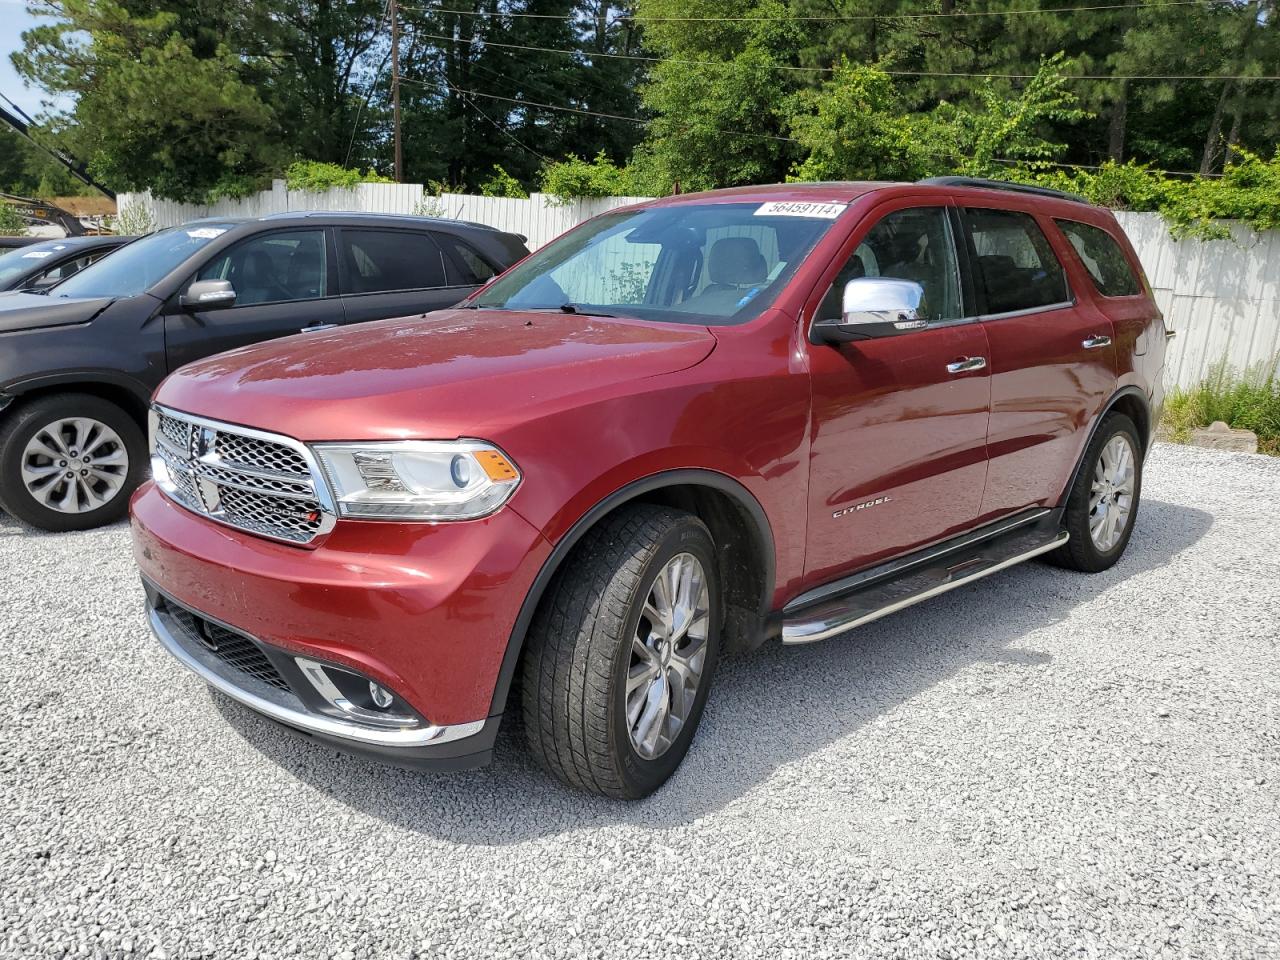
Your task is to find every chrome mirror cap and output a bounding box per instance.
[813,277,927,343]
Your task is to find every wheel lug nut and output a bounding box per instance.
[59,460,67,467]
[65,471,73,479]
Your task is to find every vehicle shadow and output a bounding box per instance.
[214,498,1212,844]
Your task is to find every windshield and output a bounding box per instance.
[473,201,843,325]
[51,223,236,299]
[0,241,73,286]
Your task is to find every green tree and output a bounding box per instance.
[14,2,279,201]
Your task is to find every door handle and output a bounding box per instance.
[1082,334,1112,349]
[946,357,987,374]
[300,322,338,334]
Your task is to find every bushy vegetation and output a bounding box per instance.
[540,152,638,203]
[478,165,528,199]
[283,161,391,191]
[0,204,27,237]
[1009,149,1280,239]
[1163,360,1280,455]
[110,201,157,236]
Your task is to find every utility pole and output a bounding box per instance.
[391,0,403,182]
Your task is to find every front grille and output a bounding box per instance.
[165,603,290,692]
[153,408,331,545]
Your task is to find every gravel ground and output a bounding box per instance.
[2,443,1278,960]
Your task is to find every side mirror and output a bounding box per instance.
[180,279,237,310]
[812,277,927,343]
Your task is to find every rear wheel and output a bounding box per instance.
[0,394,145,532]
[521,504,720,799]
[1047,412,1142,572]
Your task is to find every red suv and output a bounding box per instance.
[131,178,1168,798]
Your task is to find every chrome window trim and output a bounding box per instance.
[147,598,486,748]
[150,403,340,544]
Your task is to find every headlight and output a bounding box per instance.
[311,440,520,521]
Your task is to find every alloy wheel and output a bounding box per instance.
[626,552,711,761]
[20,416,130,514]
[1089,433,1135,552]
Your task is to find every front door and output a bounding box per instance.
[163,227,344,372]
[803,203,992,587]
[961,206,1117,521]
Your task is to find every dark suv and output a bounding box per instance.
[131,179,1168,798]
[0,212,529,531]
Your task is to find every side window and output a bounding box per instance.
[340,229,446,294]
[33,254,96,286]
[196,230,327,306]
[816,206,962,323]
[1054,219,1141,297]
[963,208,1070,315]
[435,233,498,285]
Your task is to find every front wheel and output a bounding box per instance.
[0,394,146,532]
[1047,412,1143,572]
[521,504,721,799]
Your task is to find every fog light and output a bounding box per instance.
[369,681,393,709]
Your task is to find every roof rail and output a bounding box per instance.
[918,176,1088,205]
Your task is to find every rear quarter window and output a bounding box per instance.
[1055,219,1142,297]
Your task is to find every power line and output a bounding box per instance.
[398,75,801,142]
[410,29,1280,82]
[429,68,551,162]
[407,0,1217,23]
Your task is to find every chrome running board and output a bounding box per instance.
[781,525,1068,644]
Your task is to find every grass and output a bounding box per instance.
[1162,358,1280,455]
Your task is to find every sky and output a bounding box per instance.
[0,1,66,120]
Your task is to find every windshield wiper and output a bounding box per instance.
[558,303,615,317]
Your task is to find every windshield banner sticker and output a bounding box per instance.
[754,201,847,219]
[186,227,227,239]
[21,251,53,259]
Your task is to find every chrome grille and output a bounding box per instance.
[151,407,334,545]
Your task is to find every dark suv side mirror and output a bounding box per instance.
[180,279,237,310]
[812,277,927,343]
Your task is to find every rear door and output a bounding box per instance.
[336,228,468,323]
[961,205,1117,521]
[163,227,344,371]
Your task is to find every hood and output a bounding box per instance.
[155,308,717,440]
[0,292,114,334]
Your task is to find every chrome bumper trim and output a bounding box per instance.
[147,604,486,748]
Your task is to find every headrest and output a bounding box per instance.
[707,237,767,286]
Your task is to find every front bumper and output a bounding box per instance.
[131,480,552,769]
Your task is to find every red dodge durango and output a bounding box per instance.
[131,178,1169,798]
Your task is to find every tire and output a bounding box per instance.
[1046,412,1143,573]
[0,393,146,532]
[521,504,721,799]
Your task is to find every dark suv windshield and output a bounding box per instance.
[473,202,843,325]
[51,223,236,300]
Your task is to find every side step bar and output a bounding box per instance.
[781,525,1069,644]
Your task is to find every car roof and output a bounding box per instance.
[639,178,1098,212]
[181,211,508,235]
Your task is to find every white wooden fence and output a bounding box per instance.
[118,184,1280,391]
[118,181,649,251]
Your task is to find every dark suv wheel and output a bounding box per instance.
[521,504,721,799]
[0,393,146,532]
[1047,412,1143,572]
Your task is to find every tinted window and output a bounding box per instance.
[340,229,446,294]
[1055,219,1141,297]
[52,224,235,299]
[963,208,1070,314]
[817,207,962,323]
[474,202,836,326]
[436,233,497,285]
[197,230,327,306]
